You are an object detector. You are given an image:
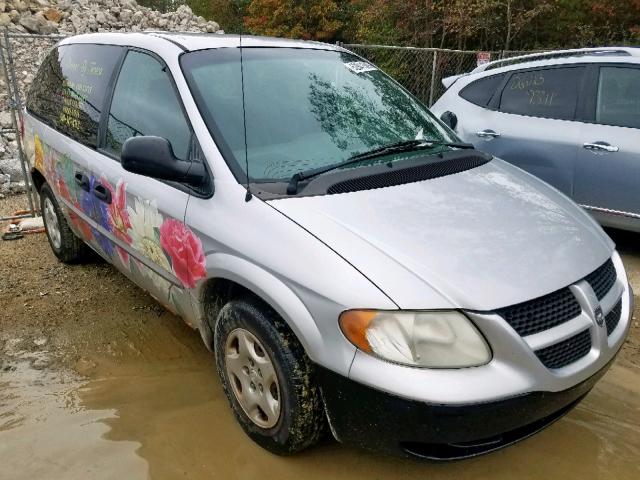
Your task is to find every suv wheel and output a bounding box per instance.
[40,183,85,263]
[214,297,325,454]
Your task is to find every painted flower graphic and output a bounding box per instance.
[104,179,132,267]
[80,175,113,256]
[68,202,93,241]
[34,134,44,172]
[159,219,207,289]
[43,143,56,185]
[127,197,171,272]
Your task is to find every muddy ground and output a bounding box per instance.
[1,193,639,480]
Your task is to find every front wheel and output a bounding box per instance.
[40,183,85,263]
[214,297,325,454]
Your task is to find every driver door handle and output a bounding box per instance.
[94,183,112,204]
[476,129,501,139]
[583,142,619,153]
[74,172,90,192]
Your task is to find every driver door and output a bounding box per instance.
[86,48,194,312]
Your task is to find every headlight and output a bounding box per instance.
[339,310,491,368]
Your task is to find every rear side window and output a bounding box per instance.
[459,74,504,107]
[596,66,640,129]
[105,50,191,160]
[498,67,584,120]
[26,44,123,148]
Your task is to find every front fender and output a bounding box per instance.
[191,252,355,376]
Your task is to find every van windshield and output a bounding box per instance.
[181,47,456,182]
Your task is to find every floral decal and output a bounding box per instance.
[126,198,206,289]
[35,136,208,298]
[80,175,113,256]
[160,219,207,289]
[104,179,132,267]
[69,202,93,241]
[34,135,44,172]
[127,197,172,271]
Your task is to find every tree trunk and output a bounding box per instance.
[505,0,512,51]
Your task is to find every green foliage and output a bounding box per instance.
[140,1,640,49]
[188,0,217,19]
[243,0,345,40]
[208,0,251,31]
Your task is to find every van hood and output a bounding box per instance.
[268,159,614,311]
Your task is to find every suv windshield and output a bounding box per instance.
[181,47,456,182]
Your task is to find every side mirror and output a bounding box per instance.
[440,111,458,130]
[121,136,205,186]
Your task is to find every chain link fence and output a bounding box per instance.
[343,43,537,106]
[1,30,63,219]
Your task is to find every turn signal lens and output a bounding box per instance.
[338,310,376,352]
[339,310,491,368]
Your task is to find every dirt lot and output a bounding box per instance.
[1,193,639,480]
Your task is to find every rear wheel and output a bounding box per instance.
[40,183,85,263]
[214,297,325,454]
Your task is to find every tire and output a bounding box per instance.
[40,182,85,263]
[214,297,325,454]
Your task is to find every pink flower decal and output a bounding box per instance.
[159,218,206,289]
[104,178,132,267]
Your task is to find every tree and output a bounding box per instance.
[208,0,251,32]
[243,0,345,41]
[165,0,640,50]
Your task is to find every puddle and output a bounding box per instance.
[0,350,146,479]
[1,324,639,480]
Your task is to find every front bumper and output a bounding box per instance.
[318,358,613,460]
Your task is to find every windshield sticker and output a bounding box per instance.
[344,61,378,74]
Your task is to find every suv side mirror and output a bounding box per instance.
[440,111,458,130]
[121,136,205,186]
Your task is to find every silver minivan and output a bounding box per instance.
[432,48,640,233]
[23,33,632,460]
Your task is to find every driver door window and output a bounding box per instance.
[105,50,191,160]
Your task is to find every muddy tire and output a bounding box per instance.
[214,297,325,455]
[40,183,85,263]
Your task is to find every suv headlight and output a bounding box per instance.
[339,310,491,368]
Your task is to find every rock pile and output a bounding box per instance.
[0,0,221,194]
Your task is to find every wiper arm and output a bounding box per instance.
[420,140,475,150]
[286,140,421,195]
[286,139,474,195]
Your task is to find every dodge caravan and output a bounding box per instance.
[23,33,632,460]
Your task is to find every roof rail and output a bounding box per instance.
[472,47,640,73]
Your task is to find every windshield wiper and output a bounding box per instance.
[286,139,474,194]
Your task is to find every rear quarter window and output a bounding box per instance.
[459,73,505,107]
[26,43,124,148]
[498,67,584,120]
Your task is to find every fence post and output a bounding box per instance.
[1,27,36,216]
[429,50,437,106]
